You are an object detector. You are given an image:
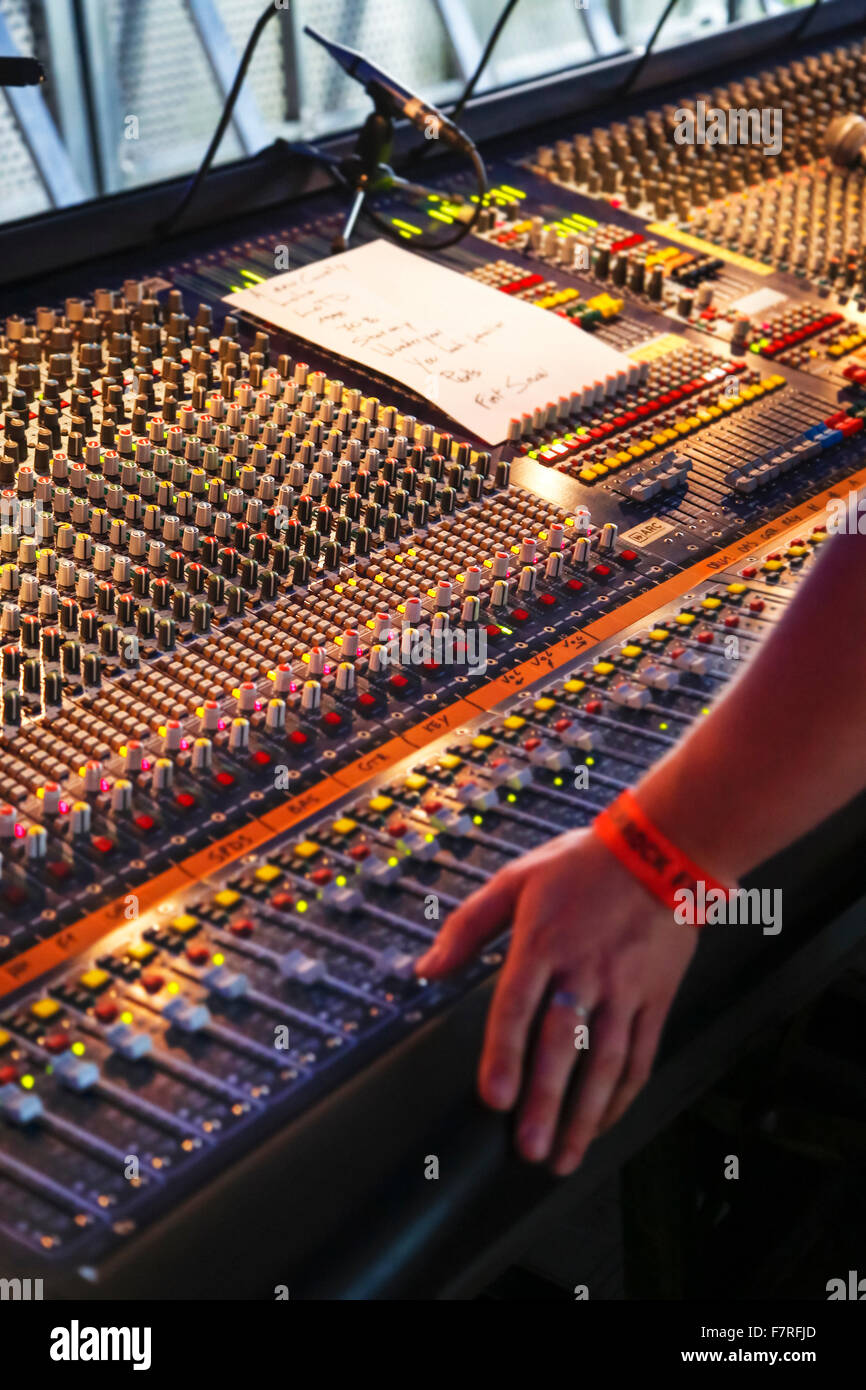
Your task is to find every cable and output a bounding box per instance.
[361,140,488,251]
[618,0,680,101]
[154,0,283,240]
[451,0,522,126]
[790,0,822,45]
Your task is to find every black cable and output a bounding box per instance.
[154,0,284,240]
[361,140,488,251]
[790,0,822,45]
[451,0,522,126]
[619,0,680,101]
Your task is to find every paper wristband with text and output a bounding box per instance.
[592,789,732,916]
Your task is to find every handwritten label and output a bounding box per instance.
[224,241,630,445]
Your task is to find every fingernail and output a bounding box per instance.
[518,1125,548,1162]
[482,1070,512,1109]
[552,1149,583,1176]
[414,947,440,975]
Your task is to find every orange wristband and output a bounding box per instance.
[592,789,732,917]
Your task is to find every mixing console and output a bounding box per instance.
[1,15,865,1297]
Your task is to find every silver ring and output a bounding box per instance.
[550,989,589,1018]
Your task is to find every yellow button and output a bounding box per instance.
[701,597,722,610]
[809,532,826,544]
[593,661,615,675]
[31,998,61,1021]
[0,1028,9,1050]
[649,628,670,641]
[294,839,322,858]
[214,888,241,909]
[170,913,200,934]
[254,865,282,884]
[727,583,747,595]
[675,613,696,626]
[534,698,556,712]
[563,679,585,694]
[620,644,642,659]
[332,817,357,836]
[579,468,597,483]
[128,942,156,962]
[503,716,526,731]
[440,754,462,769]
[79,968,110,992]
[786,545,807,558]
[762,559,785,572]
[404,773,428,791]
[472,734,496,749]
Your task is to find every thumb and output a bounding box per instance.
[415,865,524,978]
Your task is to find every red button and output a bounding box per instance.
[95,1000,118,1023]
[696,632,714,645]
[553,718,572,732]
[186,944,210,964]
[322,710,342,727]
[485,625,501,638]
[567,579,584,592]
[175,793,196,809]
[741,566,757,578]
[47,860,72,880]
[251,750,270,766]
[230,918,255,936]
[45,1032,71,1054]
[523,737,542,751]
[348,844,370,860]
[215,772,234,787]
[593,564,612,578]
[270,893,294,911]
[133,814,155,831]
[357,692,377,708]
[140,971,164,994]
[511,608,529,622]
[584,699,603,714]
[310,868,332,885]
[92,835,114,854]
[538,593,557,607]
[0,1065,17,1084]
[389,673,409,690]
[724,615,739,628]
[619,549,638,564]
[289,729,308,747]
[749,598,765,612]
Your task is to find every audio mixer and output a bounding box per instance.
[1,10,866,1301]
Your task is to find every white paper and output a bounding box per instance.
[224,240,631,445]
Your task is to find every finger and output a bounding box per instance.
[550,1001,635,1176]
[514,979,599,1163]
[414,866,523,978]
[478,935,550,1111]
[597,1003,666,1134]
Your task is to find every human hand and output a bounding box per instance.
[414,826,698,1174]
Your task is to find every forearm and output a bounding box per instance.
[633,532,866,882]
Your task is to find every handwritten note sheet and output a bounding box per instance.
[224,239,630,444]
